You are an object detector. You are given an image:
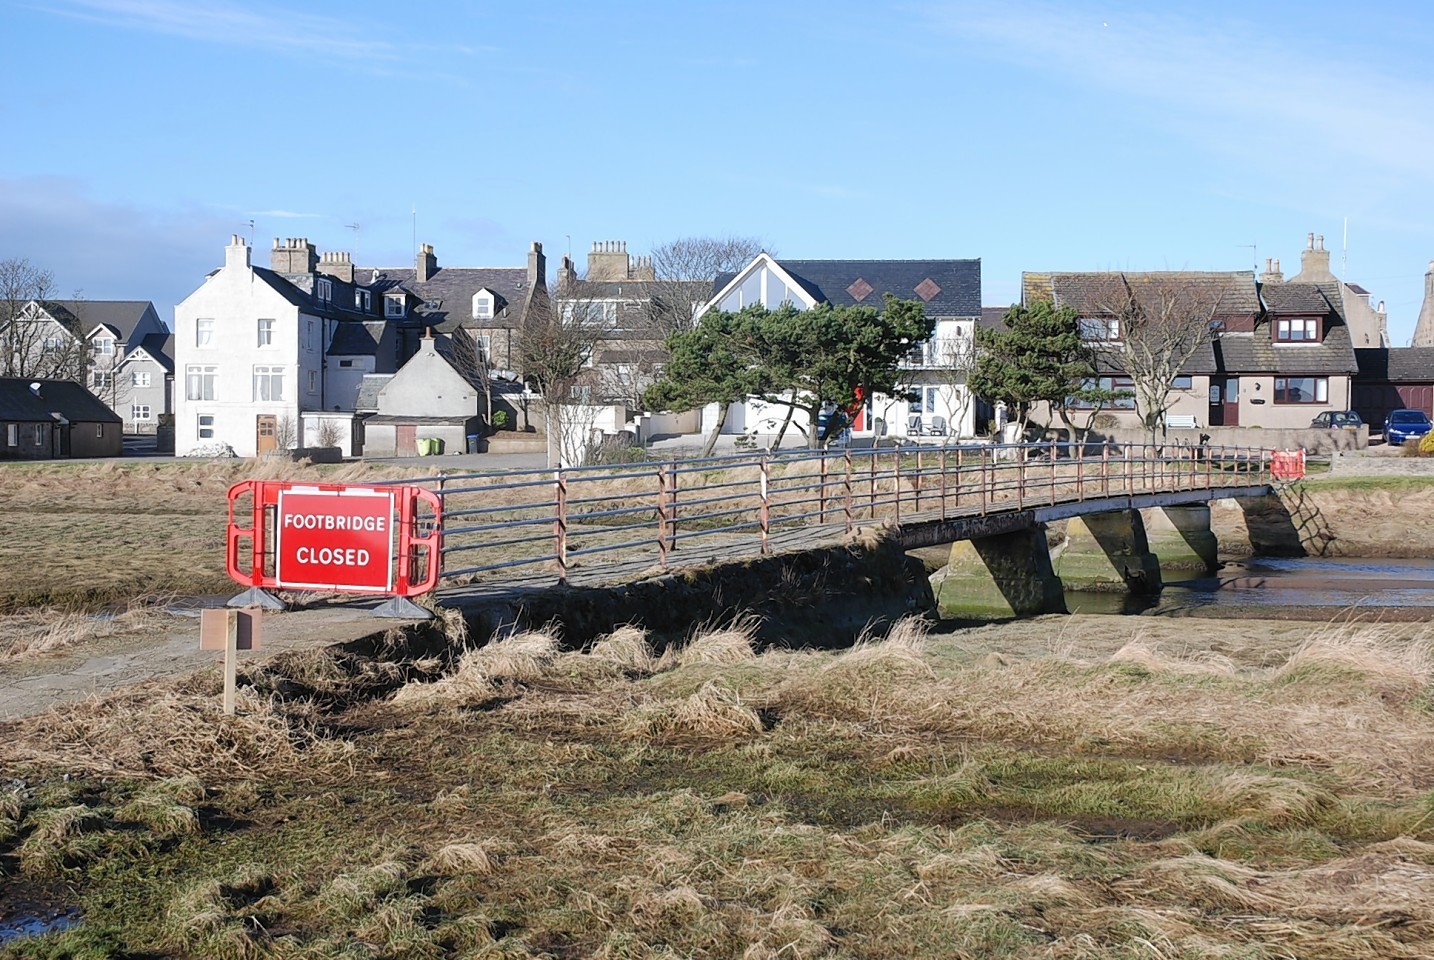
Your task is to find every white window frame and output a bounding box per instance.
[93,337,115,356]
[303,319,315,350]
[253,365,285,402]
[197,413,215,439]
[257,318,274,347]
[307,369,318,394]
[91,370,114,390]
[5,424,16,446]
[195,318,214,348]
[356,289,371,311]
[131,404,152,421]
[317,277,333,302]
[95,423,105,438]
[34,424,45,445]
[131,370,151,388]
[186,364,217,401]
[385,294,406,318]
[473,290,494,320]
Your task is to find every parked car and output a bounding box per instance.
[1383,409,1433,445]
[1310,411,1363,429]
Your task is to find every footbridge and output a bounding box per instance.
[416,440,1277,618]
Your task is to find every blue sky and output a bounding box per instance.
[4,0,1434,341]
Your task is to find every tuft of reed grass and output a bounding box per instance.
[588,624,656,673]
[628,681,766,738]
[425,840,496,877]
[658,613,761,670]
[393,625,562,707]
[1275,623,1433,702]
[1107,639,1237,677]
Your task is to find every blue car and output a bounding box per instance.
[1383,408,1433,445]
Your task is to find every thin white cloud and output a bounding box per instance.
[924,2,1434,185]
[35,0,402,61]
[250,209,323,220]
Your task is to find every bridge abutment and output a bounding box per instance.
[1144,504,1219,574]
[1054,510,1162,594]
[934,527,1067,618]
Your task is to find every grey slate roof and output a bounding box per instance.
[1261,283,1334,314]
[980,306,1012,331]
[124,333,174,373]
[0,378,122,423]
[46,300,163,341]
[364,266,533,334]
[328,321,388,357]
[714,259,982,317]
[1024,271,1263,316]
[1219,280,1359,376]
[1355,347,1434,382]
[355,374,392,414]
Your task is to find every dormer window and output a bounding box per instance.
[1275,317,1319,342]
[1079,317,1120,341]
[317,277,333,302]
[355,289,371,311]
[385,294,406,318]
[472,289,495,320]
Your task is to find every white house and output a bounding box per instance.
[697,254,984,441]
[174,235,547,457]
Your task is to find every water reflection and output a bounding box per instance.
[1064,556,1434,616]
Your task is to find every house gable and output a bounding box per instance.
[705,256,982,320]
[706,255,819,315]
[375,336,478,419]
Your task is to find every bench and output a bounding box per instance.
[1164,414,1199,430]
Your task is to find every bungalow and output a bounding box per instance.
[0,378,123,459]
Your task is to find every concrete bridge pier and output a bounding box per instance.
[934,527,1067,618]
[1054,510,1162,594]
[1143,504,1219,575]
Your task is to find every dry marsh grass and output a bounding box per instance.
[4,612,1434,957]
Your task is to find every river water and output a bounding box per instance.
[1063,556,1434,617]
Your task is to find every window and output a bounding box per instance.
[257,318,274,347]
[5,424,15,446]
[303,319,315,350]
[132,404,151,421]
[1273,376,1328,404]
[472,290,494,319]
[338,359,354,368]
[198,414,215,439]
[562,301,618,325]
[569,384,592,401]
[131,371,151,388]
[307,370,318,394]
[93,337,114,356]
[34,425,44,445]
[186,364,217,401]
[908,386,941,414]
[317,277,333,302]
[95,423,105,439]
[91,371,113,390]
[385,294,406,318]
[43,336,65,352]
[355,289,371,311]
[1172,375,1193,390]
[478,334,491,362]
[1276,317,1319,342]
[1070,376,1137,409]
[1079,317,1120,341]
[253,366,285,402]
[196,319,214,347]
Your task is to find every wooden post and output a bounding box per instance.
[843,449,854,534]
[657,462,671,569]
[554,469,568,585]
[759,452,771,555]
[222,611,238,716]
[818,451,829,523]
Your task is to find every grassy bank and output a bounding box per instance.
[2,613,1432,957]
[0,460,425,612]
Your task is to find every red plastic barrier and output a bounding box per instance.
[226,480,441,597]
[1270,449,1306,481]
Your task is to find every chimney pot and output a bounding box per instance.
[1308,232,1315,249]
[1317,234,1324,250]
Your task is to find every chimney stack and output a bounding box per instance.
[1293,230,1334,283]
[318,250,354,283]
[1414,260,1434,347]
[587,239,638,281]
[527,241,546,291]
[225,234,251,271]
[1261,256,1283,285]
[416,243,437,283]
[271,237,318,274]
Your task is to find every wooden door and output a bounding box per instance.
[256,415,277,455]
[1209,378,1239,427]
[396,424,417,458]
